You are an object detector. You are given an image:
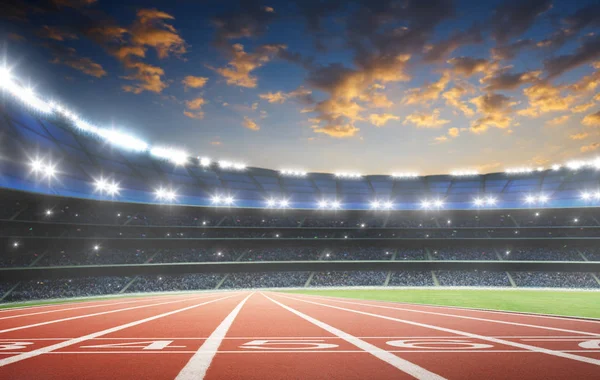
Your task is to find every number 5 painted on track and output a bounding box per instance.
[0,342,34,351]
[387,339,493,350]
[240,340,339,350]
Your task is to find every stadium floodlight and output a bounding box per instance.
[30,158,44,173]
[370,201,381,209]
[595,192,600,200]
[447,220,451,224]
[421,200,432,209]
[95,178,108,191]
[581,192,592,200]
[266,199,276,208]
[150,147,188,166]
[106,182,120,196]
[330,200,341,209]
[391,172,419,179]
[94,245,99,251]
[450,170,478,176]
[46,209,53,216]
[551,164,561,171]
[211,195,222,204]
[199,157,211,167]
[318,200,328,209]
[383,201,394,210]
[473,198,484,207]
[97,129,148,152]
[218,160,246,170]
[433,199,444,208]
[525,195,536,204]
[0,67,10,84]
[538,194,549,204]
[279,199,290,208]
[536,167,544,172]
[13,241,19,248]
[574,218,579,223]
[223,196,235,205]
[280,169,307,177]
[486,196,497,206]
[334,172,362,179]
[506,167,534,175]
[156,187,177,202]
[566,160,585,170]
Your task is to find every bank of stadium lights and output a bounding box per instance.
[420,199,445,209]
[155,188,177,202]
[473,196,497,207]
[211,195,235,206]
[318,200,342,210]
[218,160,246,171]
[94,178,120,196]
[391,172,419,179]
[370,200,394,210]
[506,167,534,175]
[266,198,290,208]
[450,170,479,176]
[334,172,362,179]
[581,191,600,202]
[525,194,549,205]
[280,169,307,177]
[198,157,211,167]
[150,147,188,166]
[30,158,57,179]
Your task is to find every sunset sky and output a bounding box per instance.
[1,0,599,175]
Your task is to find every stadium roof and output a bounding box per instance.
[1,72,600,211]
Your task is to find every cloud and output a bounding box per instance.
[569,64,600,93]
[369,113,400,127]
[572,102,595,114]
[447,57,496,77]
[491,39,535,60]
[470,93,516,132]
[184,110,205,120]
[259,87,313,104]
[491,0,552,43]
[404,109,450,128]
[582,111,600,127]
[211,43,286,88]
[46,44,106,78]
[546,115,570,126]
[448,127,460,138]
[544,35,600,78]
[483,70,542,91]
[311,123,359,138]
[434,135,448,143]
[39,25,78,41]
[403,72,450,105]
[570,132,589,140]
[581,143,600,152]
[121,61,167,93]
[212,1,277,45]
[422,25,482,63]
[243,116,260,131]
[185,97,206,110]
[263,6,275,13]
[443,86,475,117]
[536,4,600,49]
[517,81,576,117]
[259,91,286,104]
[128,9,187,59]
[182,76,208,90]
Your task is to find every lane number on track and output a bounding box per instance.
[240,339,339,350]
[80,341,186,350]
[0,342,34,351]
[386,339,494,350]
[579,340,600,349]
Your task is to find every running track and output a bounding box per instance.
[0,291,599,379]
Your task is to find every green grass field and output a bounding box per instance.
[284,289,600,319]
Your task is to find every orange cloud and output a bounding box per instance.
[403,109,450,128]
[572,102,595,113]
[434,135,449,143]
[121,61,167,93]
[581,143,600,152]
[39,25,78,41]
[517,82,576,117]
[311,123,359,138]
[403,72,450,105]
[129,9,186,59]
[570,132,589,140]
[582,111,600,127]
[48,45,106,78]
[369,113,400,127]
[211,43,286,88]
[183,110,205,120]
[182,76,208,89]
[447,57,496,77]
[259,91,286,103]
[448,127,460,137]
[470,93,516,132]
[483,70,542,91]
[259,87,313,104]
[243,116,260,131]
[546,115,570,126]
[443,86,474,117]
[185,97,206,110]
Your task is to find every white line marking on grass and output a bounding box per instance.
[0,298,172,321]
[292,294,600,336]
[264,293,446,380]
[0,294,238,367]
[276,294,600,367]
[0,294,224,334]
[175,293,253,380]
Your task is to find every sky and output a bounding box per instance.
[0,0,599,175]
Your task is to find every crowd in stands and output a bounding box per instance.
[126,274,222,293]
[505,248,583,261]
[221,272,309,288]
[241,248,321,261]
[430,247,499,260]
[310,271,387,286]
[1,270,598,302]
[436,271,510,286]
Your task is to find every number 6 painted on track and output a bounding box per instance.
[240,340,339,350]
[386,339,493,350]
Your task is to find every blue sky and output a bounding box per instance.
[1,0,599,174]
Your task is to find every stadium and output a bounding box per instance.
[1,0,600,378]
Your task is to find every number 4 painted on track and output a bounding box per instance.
[80,341,185,350]
[240,340,339,350]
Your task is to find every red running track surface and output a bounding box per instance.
[0,291,599,379]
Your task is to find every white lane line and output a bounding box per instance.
[264,293,446,380]
[0,294,238,367]
[6,335,597,340]
[0,297,179,321]
[175,293,253,380]
[276,294,600,367]
[1,350,600,355]
[0,293,226,334]
[291,294,600,336]
[0,295,174,314]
